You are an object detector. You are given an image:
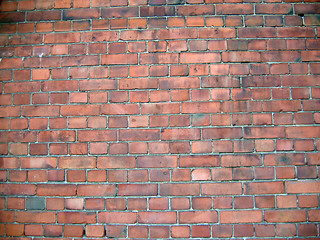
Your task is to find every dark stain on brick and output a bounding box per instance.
[244,127,251,136]
[279,155,291,164]
[295,56,302,62]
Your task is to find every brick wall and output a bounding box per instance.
[0,0,319,238]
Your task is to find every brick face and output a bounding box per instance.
[0,0,319,239]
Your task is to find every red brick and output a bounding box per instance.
[138,212,176,224]
[191,225,210,238]
[202,183,242,195]
[128,170,148,182]
[86,225,105,237]
[180,155,219,167]
[245,182,284,194]
[309,209,320,221]
[87,170,107,182]
[5,224,24,236]
[170,142,190,154]
[140,52,178,64]
[255,224,276,237]
[25,224,43,236]
[213,141,234,153]
[44,225,62,237]
[265,153,304,166]
[255,196,275,209]
[149,198,169,210]
[0,211,14,223]
[99,212,137,223]
[97,156,135,169]
[192,168,211,180]
[77,184,115,196]
[106,225,127,238]
[129,65,148,77]
[298,195,318,208]
[9,143,28,155]
[233,168,254,180]
[212,168,232,181]
[172,225,190,238]
[286,181,320,193]
[77,130,116,142]
[277,195,297,208]
[160,77,199,89]
[221,154,261,167]
[286,126,320,138]
[160,183,199,196]
[244,127,285,138]
[234,224,254,237]
[8,170,27,182]
[137,156,178,168]
[118,184,157,196]
[221,210,262,223]
[180,211,217,224]
[171,169,191,182]
[128,225,148,238]
[37,184,76,196]
[64,225,84,237]
[161,128,200,140]
[212,225,232,237]
[7,197,25,210]
[101,54,137,65]
[16,212,55,223]
[120,129,159,141]
[150,169,170,182]
[298,224,318,236]
[192,197,212,209]
[255,167,274,180]
[57,212,96,224]
[276,224,296,237]
[48,170,64,182]
[108,170,126,183]
[0,184,35,196]
[28,170,47,182]
[101,103,138,114]
[265,210,307,222]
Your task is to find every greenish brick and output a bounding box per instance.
[26,197,45,210]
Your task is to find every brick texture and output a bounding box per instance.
[0,0,319,239]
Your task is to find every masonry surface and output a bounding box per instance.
[0,0,319,239]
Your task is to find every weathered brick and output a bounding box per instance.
[57,212,96,224]
[37,184,76,196]
[221,210,262,224]
[138,212,176,224]
[179,211,218,223]
[39,131,76,142]
[202,183,242,195]
[118,184,158,196]
[286,181,320,193]
[59,156,96,169]
[160,183,200,196]
[137,156,177,168]
[16,212,56,223]
[77,184,116,196]
[244,182,284,195]
[0,184,36,196]
[99,212,137,223]
[77,130,117,142]
[265,210,307,223]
